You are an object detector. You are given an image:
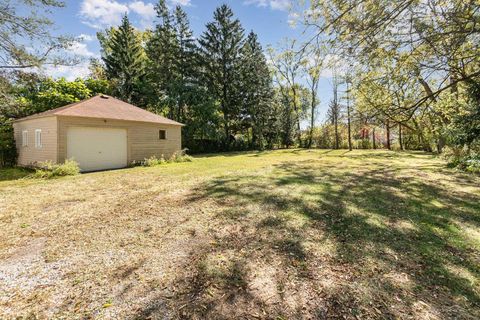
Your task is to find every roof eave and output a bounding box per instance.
[54,114,185,126]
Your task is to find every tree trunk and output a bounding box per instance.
[372,127,376,149]
[308,92,316,148]
[386,120,391,150]
[334,114,339,149]
[347,81,352,151]
[437,136,446,154]
[399,123,403,151]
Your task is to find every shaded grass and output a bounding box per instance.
[0,149,479,319]
[0,167,34,181]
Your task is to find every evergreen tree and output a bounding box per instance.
[239,32,273,149]
[102,15,145,104]
[145,0,179,116]
[199,5,245,147]
[173,5,198,123]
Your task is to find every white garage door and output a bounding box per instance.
[67,127,127,172]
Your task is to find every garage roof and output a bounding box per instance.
[14,95,184,126]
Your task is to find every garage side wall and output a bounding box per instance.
[13,117,58,167]
[57,116,182,164]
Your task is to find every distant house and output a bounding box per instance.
[13,95,183,172]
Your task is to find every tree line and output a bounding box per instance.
[1,0,478,171]
[94,2,279,152]
[299,0,479,170]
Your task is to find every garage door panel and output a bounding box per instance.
[67,127,127,171]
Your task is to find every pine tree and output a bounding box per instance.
[199,5,245,147]
[102,15,145,104]
[239,32,273,149]
[173,5,198,123]
[146,0,180,116]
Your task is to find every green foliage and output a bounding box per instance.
[101,15,146,105]
[170,150,194,163]
[465,158,480,174]
[268,40,311,148]
[304,0,480,155]
[0,167,33,181]
[142,149,193,167]
[239,32,274,150]
[22,78,91,114]
[32,159,80,179]
[0,117,16,167]
[12,77,110,116]
[199,4,245,147]
[145,0,182,115]
[84,78,112,96]
[449,82,480,148]
[145,1,208,144]
[143,155,167,167]
[443,146,480,174]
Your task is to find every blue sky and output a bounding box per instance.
[44,0,336,122]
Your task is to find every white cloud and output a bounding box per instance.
[68,42,98,58]
[34,63,91,81]
[244,0,290,11]
[79,34,95,42]
[169,0,192,6]
[79,0,193,30]
[80,0,129,29]
[128,1,155,17]
[128,1,156,28]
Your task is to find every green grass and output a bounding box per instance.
[0,167,34,181]
[0,149,479,319]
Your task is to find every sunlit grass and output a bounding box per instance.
[0,149,479,319]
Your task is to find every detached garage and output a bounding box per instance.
[13,95,183,171]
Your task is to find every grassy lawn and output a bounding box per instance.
[0,149,479,319]
[0,167,34,182]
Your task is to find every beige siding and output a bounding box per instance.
[57,116,182,164]
[13,117,58,166]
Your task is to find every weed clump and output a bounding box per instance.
[141,149,193,167]
[33,159,80,178]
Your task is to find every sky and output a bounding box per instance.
[42,0,335,123]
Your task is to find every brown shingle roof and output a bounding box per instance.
[14,95,184,126]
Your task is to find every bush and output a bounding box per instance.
[0,118,17,168]
[143,155,167,167]
[142,149,193,167]
[443,146,480,174]
[170,149,194,163]
[465,158,480,173]
[33,159,80,179]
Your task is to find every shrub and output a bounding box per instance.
[443,146,480,174]
[33,159,80,179]
[465,158,480,173]
[0,118,17,168]
[442,146,468,168]
[142,149,193,167]
[170,149,194,163]
[143,155,167,167]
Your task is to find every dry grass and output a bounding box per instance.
[0,149,479,319]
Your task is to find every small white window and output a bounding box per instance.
[22,130,28,147]
[35,129,42,148]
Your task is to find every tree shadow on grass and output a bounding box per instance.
[133,156,480,319]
